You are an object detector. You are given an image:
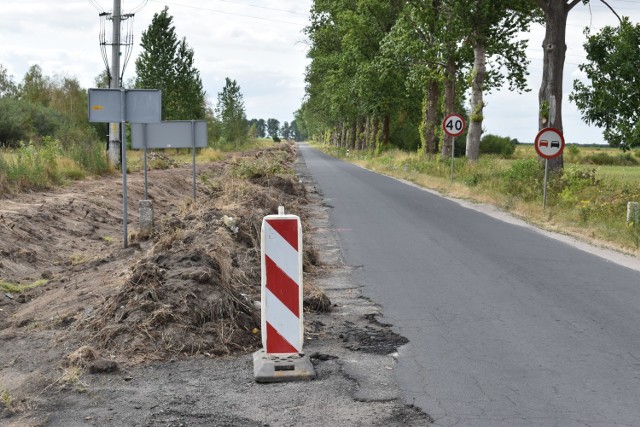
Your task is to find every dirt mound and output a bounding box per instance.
[84,250,260,362]
[66,142,325,364]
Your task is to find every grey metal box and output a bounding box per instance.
[88,89,162,123]
[130,121,208,149]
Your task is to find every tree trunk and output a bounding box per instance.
[442,59,456,160]
[466,40,486,161]
[372,117,380,152]
[358,117,366,150]
[382,115,390,149]
[537,0,576,171]
[349,120,357,150]
[422,78,440,156]
[364,116,371,150]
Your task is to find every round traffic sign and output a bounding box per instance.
[534,127,565,159]
[443,114,465,137]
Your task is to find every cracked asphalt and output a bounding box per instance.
[299,143,640,427]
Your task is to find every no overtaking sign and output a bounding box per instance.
[535,127,565,159]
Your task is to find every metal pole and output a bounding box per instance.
[192,120,196,201]
[108,0,122,167]
[143,124,148,200]
[450,137,455,183]
[121,88,128,248]
[543,158,549,209]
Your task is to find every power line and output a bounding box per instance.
[211,0,307,17]
[148,0,308,27]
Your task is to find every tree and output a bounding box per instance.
[135,6,205,120]
[215,78,247,144]
[533,0,620,170]
[20,64,50,106]
[281,121,291,140]
[256,119,266,138]
[94,70,110,89]
[459,0,535,160]
[0,65,18,98]
[570,18,640,150]
[247,119,266,138]
[173,37,206,119]
[267,118,280,140]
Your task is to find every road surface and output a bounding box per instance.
[299,143,640,427]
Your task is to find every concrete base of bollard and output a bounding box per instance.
[139,200,154,232]
[253,349,316,383]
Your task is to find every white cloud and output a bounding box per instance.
[1,0,639,139]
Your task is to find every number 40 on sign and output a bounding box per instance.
[443,113,465,137]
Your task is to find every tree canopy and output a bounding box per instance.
[571,17,640,150]
[135,6,206,120]
[215,78,247,144]
[300,0,625,165]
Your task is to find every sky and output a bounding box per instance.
[1,1,639,144]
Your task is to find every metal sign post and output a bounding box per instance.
[191,120,197,201]
[120,88,128,248]
[88,88,162,248]
[443,113,466,183]
[534,127,565,210]
[451,137,455,183]
[131,120,208,200]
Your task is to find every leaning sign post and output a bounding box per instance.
[443,113,466,183]
[534,127,565,209]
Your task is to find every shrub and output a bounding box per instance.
[580,152,639,166]
[480,134,516,157]
[0,98,69,147]
[503,158,543,201]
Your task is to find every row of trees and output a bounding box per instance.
[300,0,628,169]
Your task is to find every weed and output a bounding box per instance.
[0,386,12,410]
[70,253,92,265]
[0,279,48,293]
[629,222,640,248]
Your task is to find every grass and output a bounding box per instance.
[0,386,12,410]
[315,143,640,256]
[0,137,112,195]
[0,136,277,195]
[0,279,48,293]
[596,165,640,184]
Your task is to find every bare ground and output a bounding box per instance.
[0,144,431,426]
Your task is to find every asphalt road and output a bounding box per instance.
[299,143,640,427]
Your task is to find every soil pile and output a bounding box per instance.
[74,142,320,363]
[0,142,325,371]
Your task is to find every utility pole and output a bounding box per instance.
[108,0,122,167]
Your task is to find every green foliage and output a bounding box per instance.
[215,78,248,145]
[578,152,639,166]
[0,64,18,98]
[571,18,640,150]
[0,278,48,293]
[0,98,69,147]
[230,154,289,179]
[135,7,206,120]
[266,118,280,139]
[480,134,516,157]
[0,138,110,194]
[503,158,543,201]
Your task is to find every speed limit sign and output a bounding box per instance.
[443,114,465,137]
